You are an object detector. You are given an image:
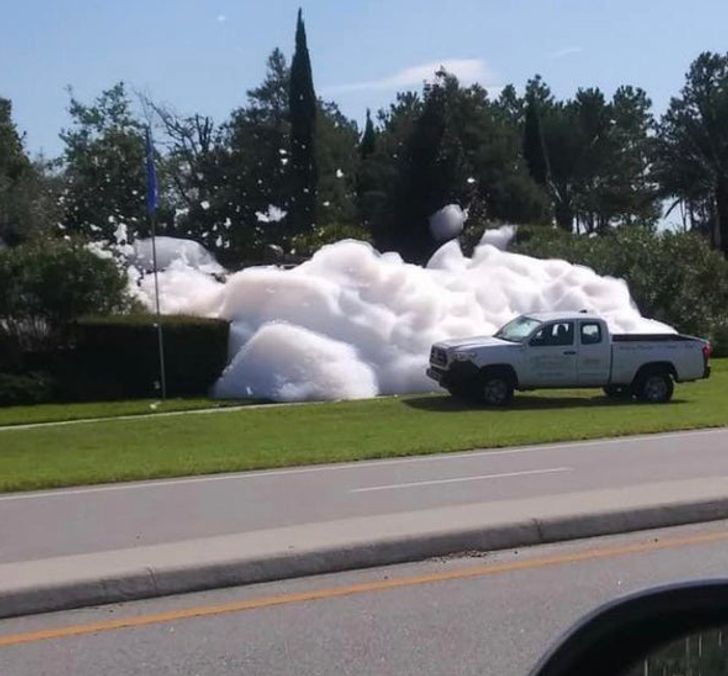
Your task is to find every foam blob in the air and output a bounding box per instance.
[131,236,223,274]
[429,204,467,242]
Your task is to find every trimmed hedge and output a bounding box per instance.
[62,314,230,400]
[712,323,728,358]
[0,372,55,406]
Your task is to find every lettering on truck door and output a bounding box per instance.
[576,321,611,386]
[524,321,578,386]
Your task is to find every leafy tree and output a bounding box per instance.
[143,96,220,246]
[0,99,29,182]
[60,83,148,241]
[0,99,59,244]
[356,109,380,227]
[389,72,459,262]
[370,71,547,262]
[0,237,136,351]
[519,79,658,233]
[654,51,728,255]
[0,97,32,244]
[173,43,360,264]
[288,8,318,234]
[358,91,422,234]
[495,84,524,122]
[360,109,376,159]
[522,82,549,186]
[315,100,359,227]
[221,47,292,258]
[595,86,659,228]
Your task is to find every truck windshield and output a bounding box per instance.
[495,316,543,342]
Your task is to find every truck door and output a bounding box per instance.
[576,321,611,386]
[524,321,578,387]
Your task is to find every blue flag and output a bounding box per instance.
[145,126,158,215]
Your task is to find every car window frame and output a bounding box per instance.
[529,321,575,348]
[580,321,602,346]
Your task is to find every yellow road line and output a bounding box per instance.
[2,527,728,648]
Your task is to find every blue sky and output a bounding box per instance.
[3,0,727,157]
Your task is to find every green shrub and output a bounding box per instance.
[66,314,230,400]
[512,226,728,340]
[711,322,728,358]
[0,372,55,406]
[0,236,137,352]
[0,333,21,372]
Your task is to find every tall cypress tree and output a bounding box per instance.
[523,94,549,186]
[288,8,318,234]
[360,108,376,158]
[356,108,378,228]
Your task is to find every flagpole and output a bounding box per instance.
[146,126,167,401]
[150,210,167,401]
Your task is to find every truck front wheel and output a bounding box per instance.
[481,374,514,407]
[636,372,674,403]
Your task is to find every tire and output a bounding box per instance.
[603,385,632,399]
[636,371,674,403]
[480,373,514,407]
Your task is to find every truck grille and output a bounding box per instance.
[430,347,447,366]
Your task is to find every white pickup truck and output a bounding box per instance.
[427,311,711,406]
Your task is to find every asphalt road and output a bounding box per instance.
[2,427,728,563]
[2,520,728,676]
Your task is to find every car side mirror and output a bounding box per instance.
[529,581,728,676]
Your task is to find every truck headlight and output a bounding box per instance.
[453,351,477,361]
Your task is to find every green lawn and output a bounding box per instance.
[1,359,726,493]
[0,398,249,427]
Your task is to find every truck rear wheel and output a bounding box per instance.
[480,374,514,407]
[636,371,674,403]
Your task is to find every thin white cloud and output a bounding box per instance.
[548,46,583,59]
[216,14,227,23]
[325,59,496,93]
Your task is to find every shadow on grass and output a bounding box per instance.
[402,394,689,413]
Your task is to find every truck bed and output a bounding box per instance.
[612,333,694,343]
[610,333,705,384]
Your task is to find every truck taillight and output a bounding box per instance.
[703,342,713,360]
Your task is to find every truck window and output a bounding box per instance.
[494,316,543,342]
[530,322,574,347]
[581,323,602,345]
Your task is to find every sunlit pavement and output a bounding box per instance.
[2,520,728,676]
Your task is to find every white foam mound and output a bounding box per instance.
[131,237,224,274]
[214,323,378,401]
[139,230,674,401]
[481,225,516,250]
[429,204,467,242]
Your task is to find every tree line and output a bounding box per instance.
[1,10,727,264]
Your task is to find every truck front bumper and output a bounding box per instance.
[426,362,480,389]
[426,366,447,385]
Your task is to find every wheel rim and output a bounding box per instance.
[644,376,668,402]
[484,379,508,404]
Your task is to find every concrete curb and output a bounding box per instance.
[3,477,728,620]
